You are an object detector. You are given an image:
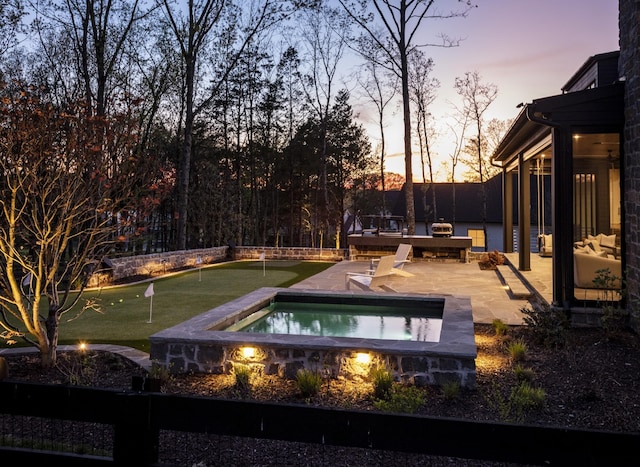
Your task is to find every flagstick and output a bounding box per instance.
[263,254,266,277]
[147,295,153,323]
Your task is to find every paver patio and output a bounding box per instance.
[291,258,545,326]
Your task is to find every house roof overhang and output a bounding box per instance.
[491,82,625,169]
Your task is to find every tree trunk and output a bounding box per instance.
[400,43,415,235]
[177,53,195,250]
[42,310,60,368]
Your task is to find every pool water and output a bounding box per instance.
[225,302,443,342]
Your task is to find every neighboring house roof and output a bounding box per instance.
[390,176,504,224]
[389,174,552,226]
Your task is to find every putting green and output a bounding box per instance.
[4,260,334,352]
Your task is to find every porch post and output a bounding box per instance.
[551,127,574,307]
[503,170,514,253]
[518,154,531,271]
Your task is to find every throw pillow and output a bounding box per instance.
[586,239,602,253]
[543,234,552,248]
[588,234,604,244]
[601,234,616,248]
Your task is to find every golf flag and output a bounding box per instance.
[259,252,265,261]
[145,282,154,323]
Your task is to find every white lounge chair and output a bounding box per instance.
[346,255,397,291]
[370,243,414,277]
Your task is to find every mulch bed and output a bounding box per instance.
[4,323,640,433]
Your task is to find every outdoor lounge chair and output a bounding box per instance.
[370,243,414,277]
[346,255,397,291]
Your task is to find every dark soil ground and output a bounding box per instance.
[5,320,640,433]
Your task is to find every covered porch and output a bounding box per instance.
[492,81,624,309]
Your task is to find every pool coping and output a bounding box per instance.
[150,287,476,361]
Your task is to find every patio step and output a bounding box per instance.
[496,265,533,299]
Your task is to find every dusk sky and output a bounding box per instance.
[348,0,620,180]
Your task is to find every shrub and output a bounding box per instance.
[373,385,424,414]
[442,380,461,401]
[149,361,171,383]
[233,363,252,395]
[507,339,527,362]
[510,382,546,421]
[521,301,568,348]
[370,366,394,400]
[514,364,535,382]
[296,368,323,398]
[485,381,546,423]
[492,319,509,337]
[593,268,627,335]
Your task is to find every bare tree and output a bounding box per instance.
[338,0,475,234]
[298,3,350,247]
[356,32,398,215]
[455,70,497,250]
[33,0,156,117]
[445,111,470,231]
[0,0,26,62]
[0,85,157,366]
[408,49,439,226]
[161,0,292,249]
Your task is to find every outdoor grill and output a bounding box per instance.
[431,218,453,237]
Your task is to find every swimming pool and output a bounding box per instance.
[149,288,477,387]
[225,299,443,342]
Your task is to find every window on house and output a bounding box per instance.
[467,229,485,248]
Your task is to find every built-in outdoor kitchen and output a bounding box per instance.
[348,215,471,262]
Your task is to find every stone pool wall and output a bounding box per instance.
[152,340,477,388]
[149,288,478,389]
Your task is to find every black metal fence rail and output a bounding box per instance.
[0,381,638,466]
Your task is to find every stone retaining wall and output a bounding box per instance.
[232,246,346,261]
[90,247,228,286]
[89,246,345,286]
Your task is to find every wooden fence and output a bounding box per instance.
[0,381,637,465]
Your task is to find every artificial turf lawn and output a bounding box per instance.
[13,260,334,353]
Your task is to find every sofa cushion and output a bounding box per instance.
[574,251,622,289]
[542,234,552,248]
[601,234,616,248]
[575,245,591,254]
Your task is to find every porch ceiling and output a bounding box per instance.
[492,82,624,168]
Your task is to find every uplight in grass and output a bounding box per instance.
[78,341,87,352]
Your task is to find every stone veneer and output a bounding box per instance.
[89,246,345,286]
[149,288,477,388]
[232,246,346,261]
[620,0,640,333]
